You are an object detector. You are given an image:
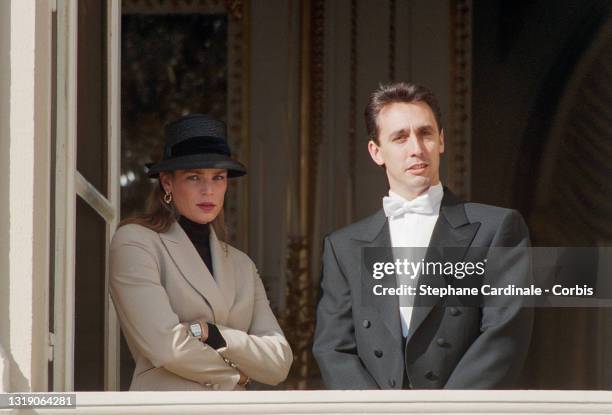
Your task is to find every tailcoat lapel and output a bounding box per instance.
[354,211,403,345]
[406,189,480,345]
[159,221,231,324]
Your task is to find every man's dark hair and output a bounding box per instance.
[364,82,443,143]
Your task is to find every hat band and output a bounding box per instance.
[166,136,231,159]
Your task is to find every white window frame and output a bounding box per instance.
[52,0,121,392]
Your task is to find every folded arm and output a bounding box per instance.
[212,261,293,386]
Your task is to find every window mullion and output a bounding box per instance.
[104,0,122,392]
[53,0,78,392]
[75,172,115,223]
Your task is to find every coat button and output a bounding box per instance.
[388,378,396,388]
[436,338,448,347]
[363,319,371,328]
[425,371,438,381]
[374,349,383,358]
[449,307,460,316]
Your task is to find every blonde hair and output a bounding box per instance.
[118,175,227,241]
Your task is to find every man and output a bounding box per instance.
[313,82,533,389]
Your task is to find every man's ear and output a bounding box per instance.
[368,140,385,166]
[439,129,445,154]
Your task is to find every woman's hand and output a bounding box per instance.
[238,371,250,386]
[188,318,249,385]
[196,319,209,342]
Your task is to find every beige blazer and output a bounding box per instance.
[109,221,293,391]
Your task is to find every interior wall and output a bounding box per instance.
[0,0,12,393]
[248,0,301,311]
[7,0,51,392]
[8,0,37,392]
[472,0,612,389]
[351,0,394,221]
[409,0,451,186]
[472,0,611,209]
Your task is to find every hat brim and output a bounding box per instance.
[146,154,247,178]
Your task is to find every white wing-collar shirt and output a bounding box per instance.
[383,183,444,337]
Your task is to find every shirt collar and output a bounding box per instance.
[388,183,444,214]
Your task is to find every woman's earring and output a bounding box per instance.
[163,191,173,204]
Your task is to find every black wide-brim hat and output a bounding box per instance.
[146,114,247,178]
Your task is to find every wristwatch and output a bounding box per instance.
[188,321,203,340]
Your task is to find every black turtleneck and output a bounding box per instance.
[178,216,226,349]
[178,216,214,278]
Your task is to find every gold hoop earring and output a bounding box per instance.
[163,191,172,204]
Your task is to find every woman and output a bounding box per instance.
[110,114,292,391]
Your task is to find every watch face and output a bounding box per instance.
[189,323,202,338]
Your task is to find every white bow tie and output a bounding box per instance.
[383,194,435,217]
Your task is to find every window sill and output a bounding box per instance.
[46,390,612,414]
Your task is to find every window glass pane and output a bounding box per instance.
[74,197,106,391]
[77,0,108,196]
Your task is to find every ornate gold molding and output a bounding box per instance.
[122,0,243,21]
[121,0,244,22]
[225,0,250,250]
[348,0,358,219]
[123,0,226,14]
[449,0,472,200]
[283,0,325,390]
[224,0,244,20]
[388,0,396,81]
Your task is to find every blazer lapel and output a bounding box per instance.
[210,228,236,319]
[159,221,230,324]
[355,211,403,345]
[406,189,481,345]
